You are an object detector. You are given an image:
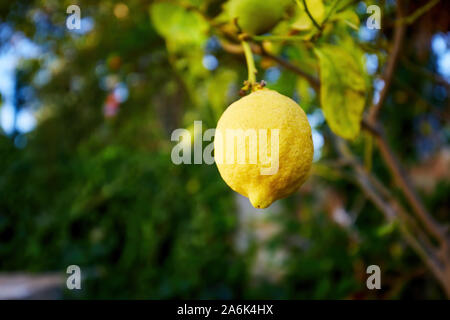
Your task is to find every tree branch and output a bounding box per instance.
[367,0,406,123]
[259,45,321,91]
[334,137,448,296]
[359,0,447,244]
[399,0,440,26]
[371,126,447,243]
[219,38,320,91]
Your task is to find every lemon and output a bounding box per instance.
[228,0,289,35]
[214,89,313,209]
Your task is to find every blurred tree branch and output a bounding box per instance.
[400,56,450,91]
[367,0,406,123]
[358,0,449,296]
[335,136,449,297]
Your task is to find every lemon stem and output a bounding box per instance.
[241,40,257,86]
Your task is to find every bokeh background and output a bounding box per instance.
[0,0,448,299]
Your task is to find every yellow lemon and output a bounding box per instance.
[214,89,313,209]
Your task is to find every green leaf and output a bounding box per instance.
[335,0,358,12]
[149,2,208,45]
[331,10,360,30]
[314,44,366,140]
[292,0,325,30]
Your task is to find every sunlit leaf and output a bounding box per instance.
[332,10,360,30]
[150,2,209,45]
[292,0,325,30]
[314,44,367,139]
[335,0,358,11]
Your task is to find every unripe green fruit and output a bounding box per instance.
[228,0,288,35]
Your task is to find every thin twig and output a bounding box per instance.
[372,127,446,243]
[334,137,448,296]
[399,0,440,26]
[364,0,447,246]
[401,56,450,91]
[367,0,406,123]
[251,35,311,43]
[300,0,322,31]
[259,45,320,91]
[219,38,320,91]
[322,0,340,26]
[362,121,446,244]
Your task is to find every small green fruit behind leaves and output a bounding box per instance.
[228,0,290,35]
[314,44,367,140]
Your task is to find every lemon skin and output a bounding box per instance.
[214,89,314,209]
